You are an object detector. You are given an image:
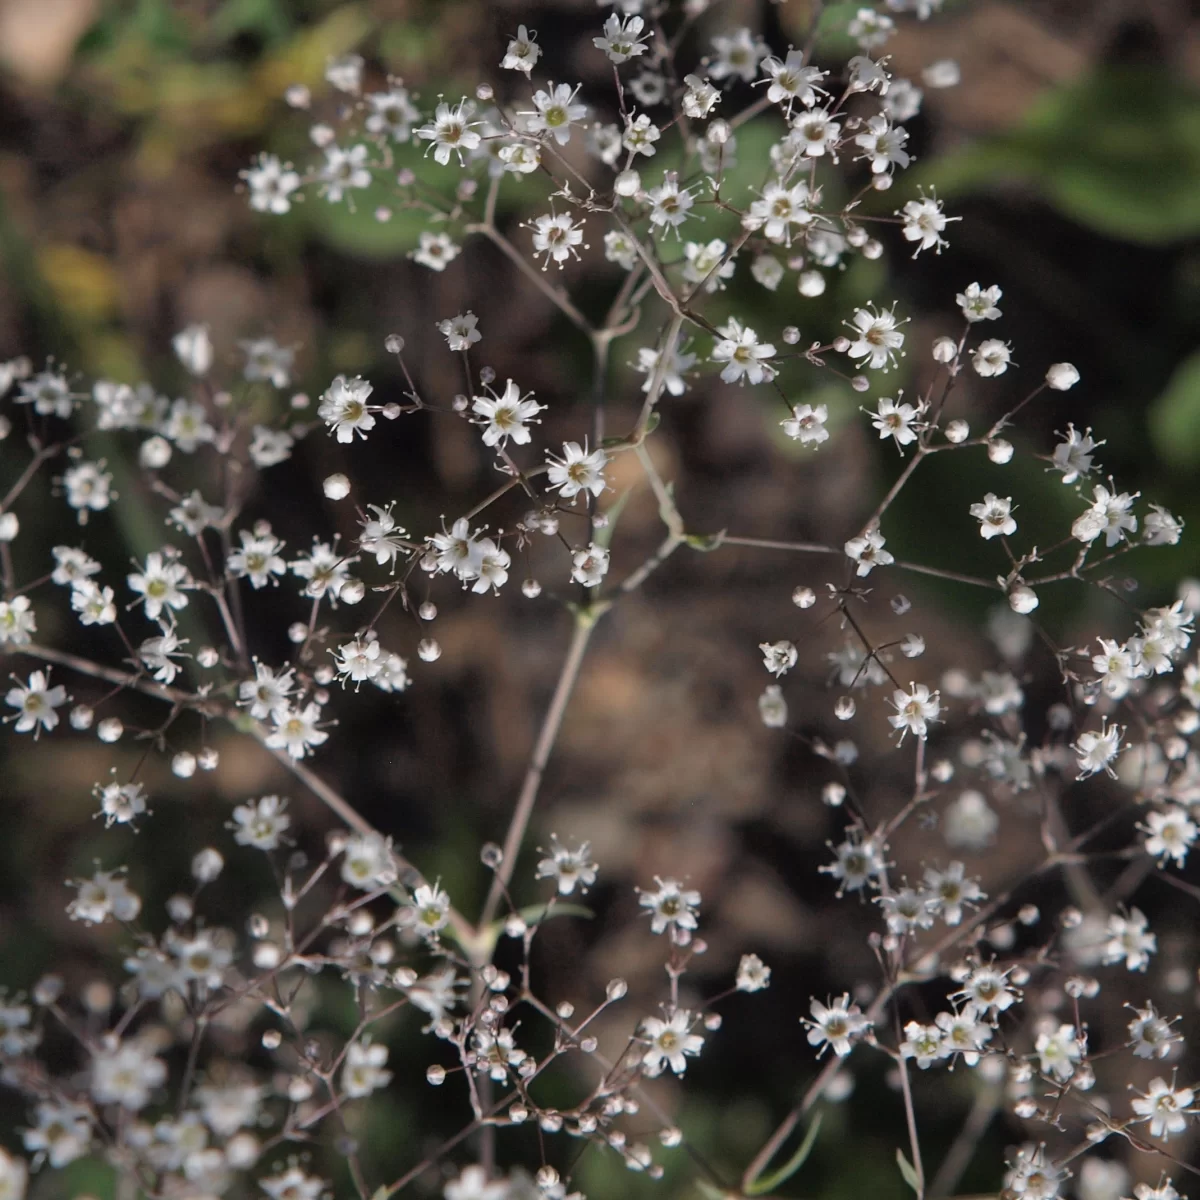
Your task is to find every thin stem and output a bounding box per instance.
[478,609,602,934]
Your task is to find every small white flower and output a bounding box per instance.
[230,795,291,850]
[1102,907,1156,972]
[1051,423,1102,484]
[1130,1078,1195,1140]
[412,231,461,271]
[228,526,287,588]
[711,318,776,385]
[972,338,1013,377]
[845,528,893,577]
[707,28,766,83]
[594,13,648,64]
[318,375,375,443]
[736,953,771,992]
[365,86,421,142]
[266,702,329,760]
[758,49,826,115]
[536,836,598,896]
[416,99,481,165]
[5,670,67,737]
[760,640,797,678]
[781,403,829,445]
[343,1041,391,1098]
[241,153,301,214]
[571,543,610,588]
[871,395,922,448]
[1072,719,1123,779]
[172,325,213,375]
[128,551,191,620]
[845,304,905,371]
[1140,806,1197,867]
[471,379,543,447]
[1035,1022,1083,1082]
[888,682,940,741]
[956,283,1002,323]
[900,193,956,254]
[320,143,371,202]
[803,994,871,1058]
[641,1010,704,1077]
[522,83,588,145]
[528,212,586,269]
[638,876,701,944]
[855,113,909,173]
[547,441,608,500]
[969,493,1017,540]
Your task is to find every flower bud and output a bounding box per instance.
[615,169,641,197]
[945,418,969,443]
[1045,362,1079,390]
[987,438,1014,464]
[932,336,957,363]
[1008,584,1038,614]
[323,473,351,500]
[798,270,826,297]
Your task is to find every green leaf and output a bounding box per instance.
[922,68,1200,243]
[745,1113,822,1195]
[685,530,726,553]
[896,1148,920,1194]
[1149,349,1200,467]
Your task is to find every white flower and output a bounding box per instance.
[320,143,371,202]
[91,1041,167,1110]
[736,953,771,992]
[471,379,543,447]
[820,834,885,894]
[249,425,294,467]
[1127,1003,1182,1060]
[139,626,189,684]
[128,551,191,619]
[955,963,1019,1015]
[471,1027,527,1082]
[1130,1078,1195,1140]
[900,1021,944,1069]
[759,50,826,115]
[1051,423,1102,484]
[22,1101,91,1168]
[848,7,895,50]
[790,107,841,157]
[289,538,358,600]
[62,461,114,521]
[163,398,215,451]
[67,868,141,924]
[845,304,905,370]
[230,795,291,850]
[502,25,540,75]
[682,74,720,119]
[318,375,375,443]
[547,441,608,500]
[744,180,813,245]
[473,539,511,594]
[594,13,648,63]
[1140,807,1196,867]
[888,682,940,741]
[0,596,36,646]
[172,324,213,375]
[872,395,922,448]
[266,703,329,760]
[1073,719,1123,779]
[260,1168,327,1200]
[604,229,638,270]
[241,153,301,214]
[922,862,983,926]
[758,684,788,727]
[536,836,598,895]
[51,545,101,586]
[571,544,610,588]
[437,311,481,352]
[17,370,72,417]
[636,343,696,396]
[845,528,893,576]
[934,1006,992,1066]
[1144,504,1183,546]
[429,518,485,581]
[900,193,956,254]
[848,55,891,93]
[972,338,1013,377]
[332,636,383,686]
[238,662,295,721]
[1102,907,1156,972]
[803,994,871,1057]
[760,640,797,678]
[878,886,936,935]
[641,1010,704,1077]
[412,231,461,271]
[855,113,909,172]
[5,670,66,737]
[711,318,776,385]
[528,212,586,269]
[707,28,766,83]
[228,526,287,588]
[970,493,1017,539]
[340,832,397,890]
[522,83,587,145]
[325,53,363,93]
[1072,484,1138,548]
[1035,1023,1083,1081]
[622,112,661,156]
[646,172,695,235]
[343,1041,391,1098]
[781,403,829,445]
[365,86,421,142]
[956,282,1002,322]
[359,504,408,569]
[638,876,701,944]
[943,790,999,850]
[416,99,481,165]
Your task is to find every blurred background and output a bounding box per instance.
[3,1,1200,1197]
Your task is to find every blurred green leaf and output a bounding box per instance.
[1149,349,1200,466]
[210,0,292,44]
[925,69,1200,243]
[896,1148,919,1193]
[745,1113,822,1195]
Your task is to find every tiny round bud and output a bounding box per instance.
[798,270,826,297]
[426,1064,446,1086]
[385,334,405,354]
[556,1001,575,1019]
[822,781,846,807]
[479,365,496,385]
[419,601,437,621]
[383,402,401,420]
[592,512,608,530]
[845,226,868,248]
[452,393,469,413]
[33,975,63,1006]
[417,638,441,662]
[703,1011,721,1030]
[862,239,884,260]
[172,751,197,778]
[781,325,801,345]
[504,914,527,938]
[82,981,113,1014]
[339,578,365,605]
[606,978,628,1001]
[931,336,957,363]
[792,585,815,608]
[1046,362,1079,390]
[509,1103,528,1123]
[192,848,224,882]
[1061,906,1083,929]
[1013,1097,1038,1120]
[314,665,334,686]
[397,167,415,187]
[0,512,18,541]
[890,593,911,614]
[1018,904,1040,926]
[475,82,494,102]
[323,473,351,500]
[871,172,893,191]
[69,704,94,731]
[261,1029,282,1050]
[580,1035,598,1053]
[930,758,953,782]
[832,336,851,353]
[198,747,219,771]
[850,375,870,392]
[987,438,1014,464]
[480,842,503,868]
[375,206,392,223]
[1008,584,1039,614]
[834,696,856,721]
[226,1133,260,1170]
[945,418,969,443]
[615,168,641,197]
[139,435,172,469]
[248,913,270,939]
[97,717,123,743]
[923,59,961,88]
[285,83,311,109]
[196,646,219,668]
[167,894,193,923]
[522,578,542,598]
[288,621,308,644]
